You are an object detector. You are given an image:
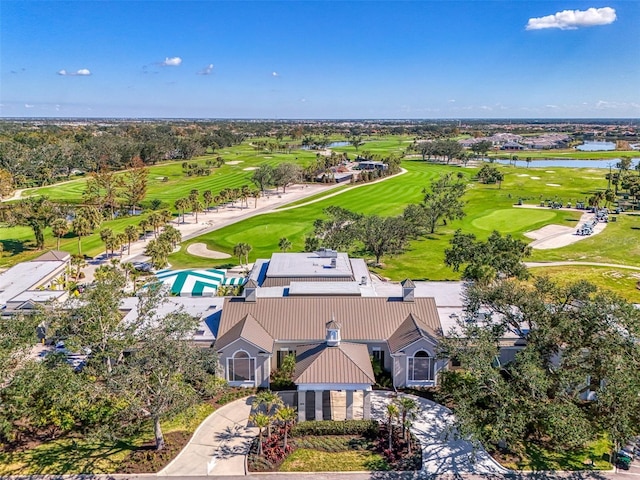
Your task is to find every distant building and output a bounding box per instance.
[0,251,70,315]
[357,160,388,171]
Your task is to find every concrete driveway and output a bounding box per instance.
[158,396,255,476]
[370,391,510,475]
[159,392,508,476]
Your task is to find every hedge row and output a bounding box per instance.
[291,420,379,437]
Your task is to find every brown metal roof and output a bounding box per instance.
[387,313,440,353]
[35,250,71,262]
[216,296,442,344]
[262,276,355,287]
[294,342,375,385]
[215,313,274,352]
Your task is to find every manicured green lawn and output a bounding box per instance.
[531,265,640,303]
[170,161,597,281]
[279,448,388,472]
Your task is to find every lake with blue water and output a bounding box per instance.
[576,141,617,151]
[495,158,639,169]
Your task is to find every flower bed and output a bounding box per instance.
[247,420,421,472]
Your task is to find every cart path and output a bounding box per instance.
[526,261,640,271]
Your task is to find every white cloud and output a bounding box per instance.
[272,71,279,77]
[58,68,92,76]
[24,104,34,108]
[197,64,214,75]
[161,57,182,67]
[526,7,616,30]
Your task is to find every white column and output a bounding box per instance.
[363,390,371,420]
[298,391,306,423]
[315,390,323,421]
[346,390,354,420]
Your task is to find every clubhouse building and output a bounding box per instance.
[213,249,521,421]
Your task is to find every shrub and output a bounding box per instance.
[291,420,379,437]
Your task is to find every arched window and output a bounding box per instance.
[408,350,433,382]
[228,350,255,382]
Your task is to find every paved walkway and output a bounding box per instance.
[158,396,255,476]
[161,392,508,477]
[370,392,509,476]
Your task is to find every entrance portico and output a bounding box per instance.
[293,320,375,422]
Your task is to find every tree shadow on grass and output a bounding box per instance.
[0,239,27,255]
[7,438,137,475]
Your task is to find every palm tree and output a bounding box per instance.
[149,212,165,238]
[249,412,270,456]
[278,237,292,252]
[203,190,213,212]
[160,225,182,248]
[72,215,92,256]
[191,198,203,223]
[252,390,283,437]
[124,224,139,254]
[115,232,127,256]
[70,253,87,281]
[241,185,252,209]
[100,227,114,257]
[275,406,296,450]
[233,242,252,267]
[174,198,188,224]
[51,218,69,250]
[251,189,261,209]
[395,396,420,453]
[145,238,171,269]
[386,403,399,451]
[139,218,151,241]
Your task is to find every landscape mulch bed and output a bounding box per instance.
[119,431,190,473]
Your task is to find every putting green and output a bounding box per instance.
[471,208,557,233]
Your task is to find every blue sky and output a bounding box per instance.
[1,1,639,118]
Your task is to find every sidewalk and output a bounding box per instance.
[158,396,255,476]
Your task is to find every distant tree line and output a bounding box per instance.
[0,123,243,191]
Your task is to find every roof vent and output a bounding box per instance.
[401,278,415,302]
[360,275,367,285]
[244,279,257,303]
[330,258,337,268]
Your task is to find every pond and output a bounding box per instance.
[576,141,616,151]
[495,158,640,169]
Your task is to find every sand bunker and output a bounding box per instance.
[530,176,541,180]
[525,224,573,240]
[517,174,530,177]
[546,183,561,187]
[187,243,231,259]
[545,170,555,173]
[226,160,243,165]
[243,167,258,171]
